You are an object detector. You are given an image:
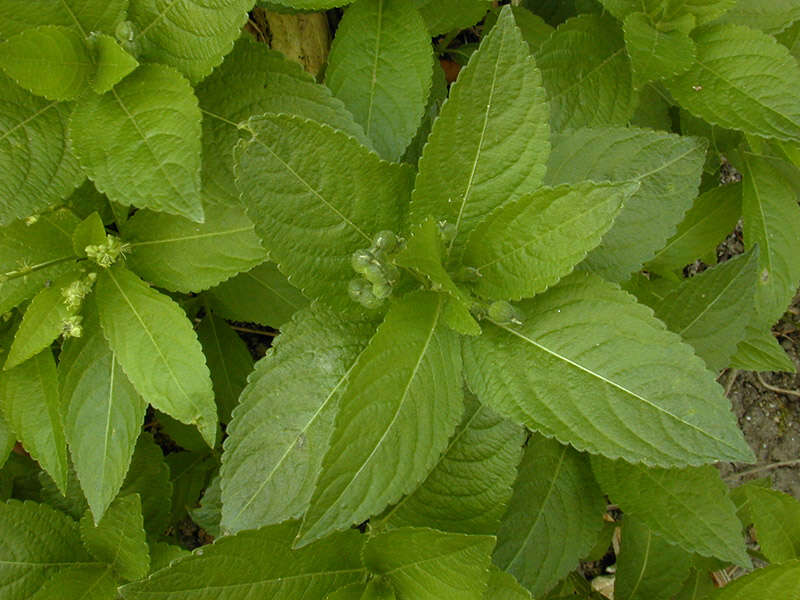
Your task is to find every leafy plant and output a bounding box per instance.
[1,0,800,598]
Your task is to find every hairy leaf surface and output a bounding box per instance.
[29,564,117,600]
[299,292,463,545]
[623,12,695,87]
[0,0,128,38]
[719,0,800,34]
[598,0,735,27]
[463,272,753,466]
[414,0,491,35]
[90,33,138,94]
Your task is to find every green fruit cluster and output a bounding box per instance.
[348,230,401,309]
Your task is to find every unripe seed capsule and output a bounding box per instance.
[363,263,387,285]
[359,289,383,309]
[372,281,392,299]
[488,300,521,324]
[351,249,373,274]
[348,278,368,301]
[372,230,397,253]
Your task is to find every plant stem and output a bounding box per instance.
[725,459,800,481]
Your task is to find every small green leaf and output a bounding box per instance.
[414,0,491,35]
[364,527,495,599]
[730,323,796,372]
[0,26,94,101]
[90,33,138,94]
[204,261,309,329]
[381,393,524,535]
[0,412,13,470]
[535,14,634,131]
[220,306,372,534]
[614,517,693,600]
[38,462,88,520]
[166,450,216,524]
[235,114,412,312]
[673,566,717,600]
[0,350,68,492]
[0,0,128,38]
[123,202,267,294]
[326,0,433,161]
[299,292,463,545]
[484,565,532,600]
[665,24,800,142]
[70,64,204,222]
[734,484,800,563]
[410,6,550,256]
[591,457,751,567]
[598,0,735,28]
[623,12,696,87]
[30,564,117,600]
[493,435,606,597]
[72,212,107,256]
[463,272,754,466]
[148,540,190,573]
[119,433,172,535]
[80,493,150,581]
[463,182,636,301]
[95,265,217,446]
[119,522,367,600]
[708,559,800,599]
[190,474,221,538]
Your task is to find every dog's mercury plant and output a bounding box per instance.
[1,0,800,598]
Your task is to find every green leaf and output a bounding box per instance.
[119,522,367,599]
[60,304,147,524]
[493,435,606,597]
[673,566,717,600]
[0,0,128,38]
[70,64,204,222]
[325,0,433,161]
[30,564,117,600]
[535,14,634,131]
[462,272,754,466]
[72,212,107,256]
[414,0,491,35]
[267,0,355,8]
[0,350,68,492]
[127,0,253,84]
[665,24,800,142]
[623,12,696,87]
[483,566,532,600]
[484,6,554,54]
[546,127,707,282]
[708,559,800,599]
[364,527,495,599]
[646,183,743,278]
[195,312,253,424]
[65,181,114,224]
[730,323,796,372]
[148,541,190,573]
[95,265,217,446]
[38,462,88,520]
[381,393,524,535]
[591,457,750,566]
[204,261,309,329]
[196,38,369,206]
[409,6,550,257]
[0,26,94,101]
[650,249,759,371]
[124,202,267,294]
[119,433,172,535]
[220,306,372,534]
[90,33,139,94]
[235,114,412,312]
[299,292,463,545]
[3,269,81,370]
[614,517,693,600]
[0,499,91,600]
[719,0,800,35]
[166,450,216,524]
[735,484,800,563]
[0,75,84,225]
[190,474,221,538]
[326,579,397,600]
[0,412,13,470]
[0,210,80,314]
[740,152,800,327]
[463,182,636,301]
[597,0,735,28]
[80,493,150,581]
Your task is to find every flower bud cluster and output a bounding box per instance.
[348,230,402,309]
[85,235,129,268]
[61,315,83,339]
[61,272,97,310]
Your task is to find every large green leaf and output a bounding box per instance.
[462,272,754,466]
[60,305,147,524]
[493,435,606,597]
[733,484,800,563]
[414,0,491,35]
[80,493,149,581]
[298,292,463,545]
[463,182,636,301]
[592,457,750,566]
[650,249,759,371]
[119,522,367,599]
[534,14,634,131]
[30,564,117,600]
[0,500,92,600]
[0,0,128,38]
[708,560,800,599]
[598,0,735,28]
[614,517,693,600]
[204,261,309,329]
[0,74,84,225]
[326,0,433,161]
[665,24,800,142]
[235,114,412,312]
[364,527,495,599]
[719,0,800,34]
[0,26,94,101]
[484,566,532,600]
[127,0,253,84]
[119,433,172,535]
[0,350,68,492]
[409,6,549,257]
[546,127,707,281]
[95,265,217,446]
[124,202,266,293]
[380,393,524,535]
[196,38,369,205]
[220,306,372,534]
[623,12,695,87]
[70,64,204,222]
